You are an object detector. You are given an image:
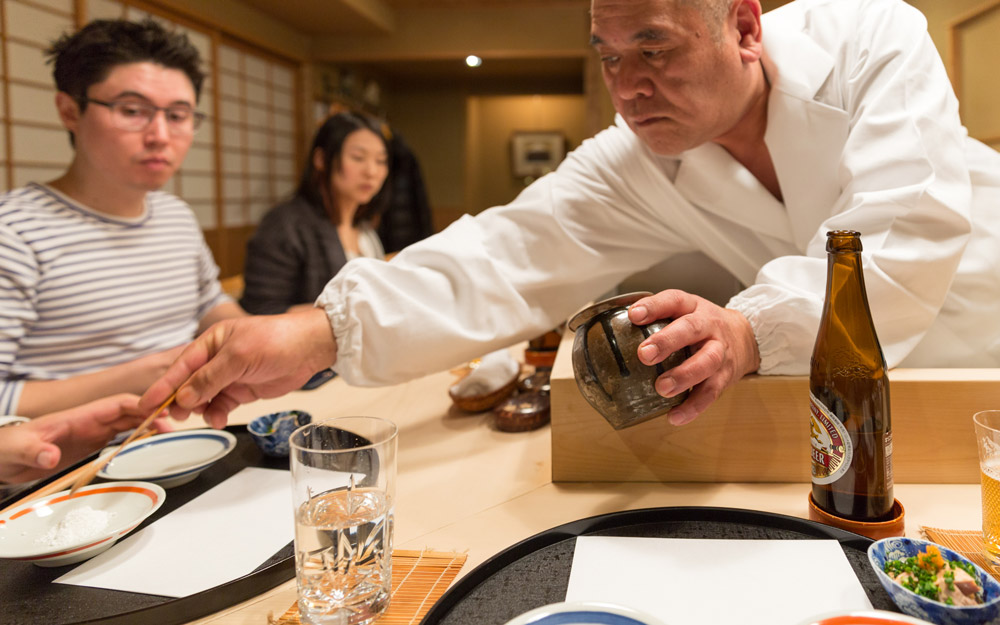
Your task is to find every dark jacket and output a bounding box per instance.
[240,196,349,315]
[377,132,433,253]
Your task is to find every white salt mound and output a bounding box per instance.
[36,505,115,549]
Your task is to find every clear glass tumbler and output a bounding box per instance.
[290,417,398,625]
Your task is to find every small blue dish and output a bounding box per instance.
[247,410,312,458]
[868,537,1000,625]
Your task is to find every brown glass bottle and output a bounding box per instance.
[809,230,894,522]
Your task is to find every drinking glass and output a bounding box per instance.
[290,417,398,625]
[974,410,1000,562]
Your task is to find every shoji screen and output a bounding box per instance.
[0,0,75,192]
[217,40,298,269]
[0,0,301,277]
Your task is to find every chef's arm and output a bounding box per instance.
[140,308,338,428]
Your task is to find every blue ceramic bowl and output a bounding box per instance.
[247,410,312,458]
[868,537,1000,625]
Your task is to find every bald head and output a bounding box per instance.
[680,0,733,39]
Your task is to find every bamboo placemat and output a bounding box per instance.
[271,549,466,625]
[921,526,1000,582]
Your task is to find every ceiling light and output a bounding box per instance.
[465,55,482,68]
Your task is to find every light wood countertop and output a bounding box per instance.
[171,356,985,625]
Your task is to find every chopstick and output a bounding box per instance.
[0,427,158,515]
[66,391,177,496]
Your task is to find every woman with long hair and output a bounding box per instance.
[240,112,390,314]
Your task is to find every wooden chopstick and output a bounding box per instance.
[0,427,158,515]
[66,391,177,496]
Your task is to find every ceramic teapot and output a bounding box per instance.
[567,292,690,430]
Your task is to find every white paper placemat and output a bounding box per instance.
[566,536,872,625]
[55,467,292,597]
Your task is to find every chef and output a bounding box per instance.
[141,0,1000,427]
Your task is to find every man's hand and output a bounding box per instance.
[140,308,338,429]
[628,290,761,426]
[0,394,167,484]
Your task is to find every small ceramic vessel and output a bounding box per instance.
[568,292,689,430]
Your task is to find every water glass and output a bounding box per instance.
[290,417,398,625]
[974,410,1000,562]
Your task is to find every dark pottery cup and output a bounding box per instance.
[568,292,690,430]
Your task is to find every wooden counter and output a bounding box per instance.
[167,348,990,624]
[550,329,1000,484]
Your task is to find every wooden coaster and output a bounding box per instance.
[270,549,466,625]
[921,526,1000,582]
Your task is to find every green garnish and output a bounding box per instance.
[883,546,983,605]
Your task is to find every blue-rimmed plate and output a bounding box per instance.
[98,429,237,488]
[503,602,668,625]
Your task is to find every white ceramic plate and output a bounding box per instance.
[797,609,936,625]
[98,429,237,488]
[0,481,165,567]
[504,602,668,625]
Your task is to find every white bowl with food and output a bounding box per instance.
[0,481,165,567]
[98,429,237,488]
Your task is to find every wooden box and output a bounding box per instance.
[550,330,1000,484]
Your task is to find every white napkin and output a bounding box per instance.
[567,536,871,625]
[451,349,519,397]
[55,467,292,597]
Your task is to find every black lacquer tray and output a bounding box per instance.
[0,426,295,625]
[419,506,899,625]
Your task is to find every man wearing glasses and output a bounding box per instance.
[0,18,244,418]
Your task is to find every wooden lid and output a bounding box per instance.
[494,392,550,432]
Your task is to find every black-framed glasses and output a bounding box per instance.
[83,98,207,135]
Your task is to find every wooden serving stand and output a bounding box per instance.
[550,330,1000,484]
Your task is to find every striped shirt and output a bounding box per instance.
[0,183,228,413]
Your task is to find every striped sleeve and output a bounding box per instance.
[194,227,229,319]
[150,194,229,321]
[0,211,39,413]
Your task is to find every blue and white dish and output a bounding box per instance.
[247,410,312,458]
[98,429,237,488]
[868,537,1000,625]
[503,602,667,625]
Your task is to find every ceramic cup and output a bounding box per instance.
[568,292,690,430]
[247,410,312,458]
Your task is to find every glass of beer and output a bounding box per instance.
[974,410,1000,562]
[291,417,398,625]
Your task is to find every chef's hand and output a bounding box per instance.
[139,308,338,429]
[0,394,168,485]
[628,290,760,426]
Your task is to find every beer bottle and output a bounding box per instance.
[809,230,894,522]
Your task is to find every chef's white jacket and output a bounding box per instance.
[318,0,1000,386]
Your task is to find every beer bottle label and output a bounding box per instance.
[884,430,894,489]
[809,392,853,485]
